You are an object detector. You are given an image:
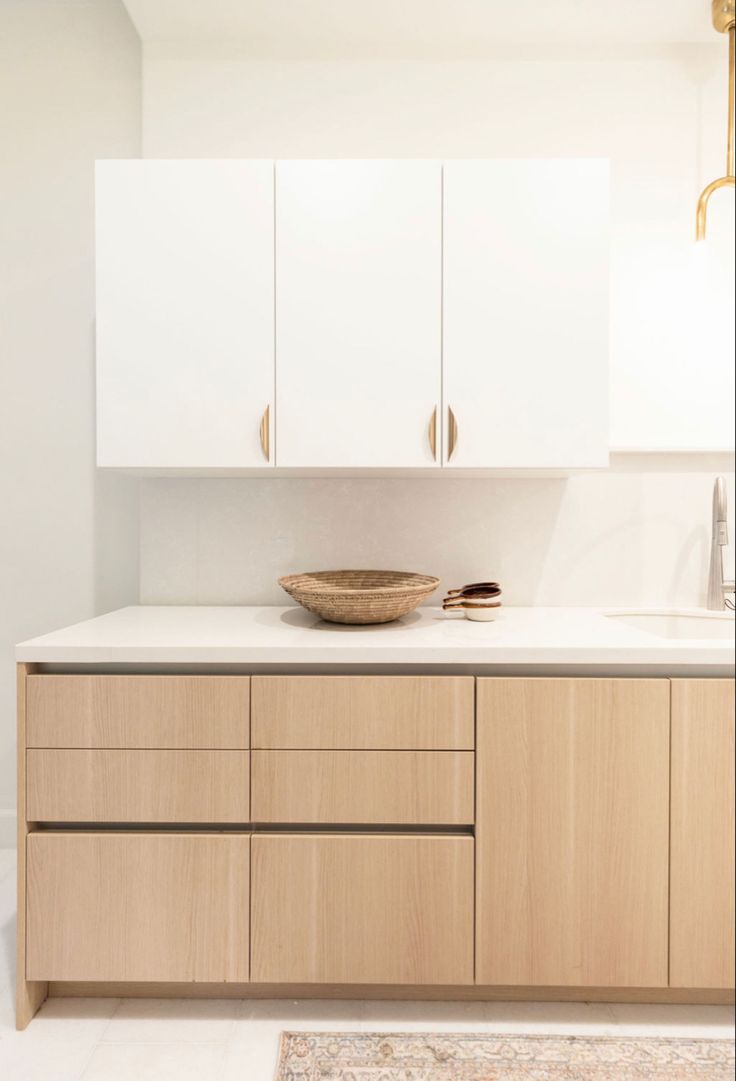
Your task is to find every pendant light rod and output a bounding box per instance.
[695,1,736,240]
[727,23,734,176]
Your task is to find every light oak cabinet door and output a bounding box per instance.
[27,833,250,982]
[275,161,442,467]
[476,678,670,987]
[96,160,274,468]
[251,834,473,985]
[443,160,609,467]
[670,679,735,989]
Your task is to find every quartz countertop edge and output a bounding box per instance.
[14,605,736,668]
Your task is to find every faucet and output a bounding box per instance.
[706,476,735,610]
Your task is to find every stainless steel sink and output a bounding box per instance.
[606,609,735,641]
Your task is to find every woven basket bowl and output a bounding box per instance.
[278,570,440,625]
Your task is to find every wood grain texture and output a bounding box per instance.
[16,662,48,1030]
[251,750,473,824]
[27,750,250,822]
[27,675,250,749]
[48,983,735,1004]
[27,833,250,982]
[476,678,670,988]
[252,676,474,749]
[251,833,474,985]
[670,679,735,990]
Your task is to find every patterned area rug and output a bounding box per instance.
[276,1032,735,1080]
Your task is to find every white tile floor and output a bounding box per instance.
[0,848,733,1080]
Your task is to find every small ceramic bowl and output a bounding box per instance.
[464,604,502,622]
[443,598,502,622]
[443,579,503,621]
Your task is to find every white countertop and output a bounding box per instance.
[15,605,736,668]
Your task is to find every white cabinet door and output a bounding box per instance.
[275,161,441,467]
[443,160,609,468]
[96,160,274,468]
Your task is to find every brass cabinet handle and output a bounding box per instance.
[259,405,270,462]
[428,407,438,461]
[448,406,458,462]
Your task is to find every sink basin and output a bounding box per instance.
[606,610,735,640]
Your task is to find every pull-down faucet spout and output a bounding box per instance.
[707,477,735,610]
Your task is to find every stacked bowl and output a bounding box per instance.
[442,581,502,621]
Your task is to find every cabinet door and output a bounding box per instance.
[443,161,609,468]
[27,833,250,982]
[670,679,735,989]
[476,678,669,987]
[96,160,274,467]
[276,161,441,467]
[251,834,473,984]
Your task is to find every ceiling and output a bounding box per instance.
[121,0,721,54]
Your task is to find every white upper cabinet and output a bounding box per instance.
[275,161,442,468]
[96,160,274,468]
[443,160,610,468]
[95,158,610,472]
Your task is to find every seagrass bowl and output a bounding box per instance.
[278,570,440,625]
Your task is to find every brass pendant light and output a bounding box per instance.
[695,1,736,239]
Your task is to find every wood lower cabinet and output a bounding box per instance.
[670,679,736,989]
[26,833,250,982]
[16,667,735,1030]
[476,678,671,987]
[251,834,474,985]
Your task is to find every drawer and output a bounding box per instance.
[27,749,250,822]
[26,675,249,748]
[252,676,474,749]
[252,750,474,824]
[26,832,250,982]
[251,833,474,985]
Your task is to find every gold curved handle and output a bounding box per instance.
[428,407,438,461]
[447,406,458,462]
[259,405,270,462]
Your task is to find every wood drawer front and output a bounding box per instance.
[27,833,250,982]
[26,750,250,823]
[252,751,474,824]
[251,676,474,749]
[251,834,474,985]
[26,675,250,749]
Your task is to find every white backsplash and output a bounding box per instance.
[140,464,735,609]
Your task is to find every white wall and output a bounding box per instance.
[0,0,141,832]
[138,45,734,610]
